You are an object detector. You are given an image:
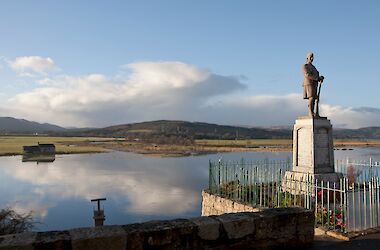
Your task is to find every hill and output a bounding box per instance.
[2,117,380,140]
[56,120,292,140]
[56,120,380,141]
[334,127,380,139]
[0,117,66,134]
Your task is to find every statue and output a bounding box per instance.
[302,52,324,117]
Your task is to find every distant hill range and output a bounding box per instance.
[333,127,380,139]
[2,117,380,140]
[0,117,66,133]
[56,120,292,140]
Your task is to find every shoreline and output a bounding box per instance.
[1,137,380,158]
[0,149,108,157]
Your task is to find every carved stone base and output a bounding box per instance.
[293,117,335,174]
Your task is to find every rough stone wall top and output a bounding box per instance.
[0,207,314,250]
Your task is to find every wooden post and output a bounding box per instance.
[91,198,106,227]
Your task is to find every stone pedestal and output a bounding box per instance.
[284,117,342,191]
[293,116,334,174]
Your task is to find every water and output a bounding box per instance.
[0,148,378,231]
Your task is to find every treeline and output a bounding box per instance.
[48,120,380,141]
[51,120,292,141]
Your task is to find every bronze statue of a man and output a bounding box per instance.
[302,52,324,117]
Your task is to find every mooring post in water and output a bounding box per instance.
[91,198,106,227]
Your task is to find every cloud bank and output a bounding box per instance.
[2,58,380,128]
[6,61,246,127]
[9,56,56,76]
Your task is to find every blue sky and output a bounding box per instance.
[0,1,379,128]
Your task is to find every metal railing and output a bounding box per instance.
[335,158,380,182]
[208,159,380,233]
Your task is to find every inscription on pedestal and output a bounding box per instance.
[315,128,329,166]
[297,128,311,167]
[293,117,334,174]
[315,128,328,147]
[315,148,329,165]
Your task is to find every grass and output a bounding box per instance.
[96,139,294,157]
[334,139,380,146]
[2,136,380,157]
[195,139,292,147]
[0,136,117,156]
[197,139,380,148]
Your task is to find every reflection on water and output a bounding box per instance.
[0,148,378,231]
[22,154,55,163]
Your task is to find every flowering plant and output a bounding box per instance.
[316,189,341,203]
[316,204,345,231]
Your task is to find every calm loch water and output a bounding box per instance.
[0,148,378,231]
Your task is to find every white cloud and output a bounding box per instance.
[2,60,380,128]
[9,56,57,75]
[320,105,380,128]
[123,61,210,88]
[6,61,245,127]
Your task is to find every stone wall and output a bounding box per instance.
[202,190,261,216]
[0,208,314,250]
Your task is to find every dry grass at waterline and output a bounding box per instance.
[0,136,117,156]
[198,139,380,148]
[2,136,380,157]
[196,139,292,148]
[97,139,294,157]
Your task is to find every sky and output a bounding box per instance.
[0,0,379,128]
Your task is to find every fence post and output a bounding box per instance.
[333,182,336,231]
[327,181,330,229]
[278,169,282,207]
[217,160,221,195]
[370,180,373,229]
[352,182,355,231]
[340,178,344,232]
[209,160,212,192]
[377,177,380,227]
[341,178,345,233]
[364,180,367,230]
[315,179,318,228]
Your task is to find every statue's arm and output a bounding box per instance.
[302,65,319,81]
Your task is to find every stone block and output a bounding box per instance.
[70,225,126,250]
[0,232,37,250]
[123,219,197,250]
[255,208,299,239]
[125,220,173,248]
[34,230,72,250]
[190,217,220,241]
[216,213,255,240]
[122,223,144,250]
